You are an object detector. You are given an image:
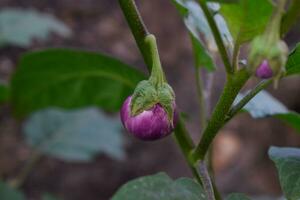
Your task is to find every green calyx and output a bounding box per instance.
[130,34,176,122]
[248,0,288,81]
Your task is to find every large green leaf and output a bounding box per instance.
[286,43,300,76]
[220,0,273,44]
[0,8,71,47]
[0,181,24,200]
[225,193,250,200]
[269,146,300,200]
[234,90,300,133]
[112,172,206,200]
[24,107,125,161]
[11,49,146,117]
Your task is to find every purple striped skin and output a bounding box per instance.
[255,60,273,79]
[120,96,177,141]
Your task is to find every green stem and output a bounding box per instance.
[9,151,42,188]
[225,79,272,122]
[192,69,250,162]
[232,41,240,72]
[199,161,216,200]
[195,67,207,129]
[119,0,152,71]
[145,34,166,86]
[198,0,232,74]
[281,0,300,36]
[174,116,222,200]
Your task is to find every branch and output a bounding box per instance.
[192,69,250,162]
[225,79,272,122]
[198,0,232,74]
[119,0,152,70]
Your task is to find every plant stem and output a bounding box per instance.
[281,0,300,36]
[195,67,207,129]
[119,0,152,71]
[199,161,216,200]
[225,79,272,122]
[9,151,42,188]
[192,69,250,162]
[174,117,222,200]
[197,0,232,74]
[232,42,240,72]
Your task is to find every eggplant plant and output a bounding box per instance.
[0,0,300,199]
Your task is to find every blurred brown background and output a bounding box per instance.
[0,0,300,199]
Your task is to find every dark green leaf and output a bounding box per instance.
[0,82,9,104]
[286,43,300,76]
[0,181,25,200]
[24,107,125,161]
[112,172,206,200]
[220,0,273,44]
[269,146,300,200]
[0,8,71,47]
[11,49,146,117]
[225,193,250,200]
[235,90,300,133]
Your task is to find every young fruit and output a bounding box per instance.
[120,96,177,141]
[255,59,273,79]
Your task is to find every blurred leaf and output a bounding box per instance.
[281,0,300,35]
[269,146,300,200]
[0,181,25,200]
[0,82,9,104]
[42,193,62,200]
[220,0,273,44]
[112,172,206,200]
[190,33,215,71]
[24,107,125,161]
[0,8,71,47]
[172,0,216,71]
[234,90,300,133]
[286,43,300,76]
[226,193,250,200]
[11,49,146,117]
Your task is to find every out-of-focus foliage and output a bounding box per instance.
[0,8,71,47]
[0,181,24,200]
[235,91,300,133]
[24,107,125,161]
[11,49,146,117]
[269,146,300,200]
[112,172,206,200]
[0,82,9,104]
[286,43,300,76]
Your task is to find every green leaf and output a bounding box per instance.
[11,49,146,117]
[269,146,300,200]
[225,193,250,200]
[112,172,206,200]
[220,0,273,44]
[24,107,125,161]
[234,90,300,133]
[0,8,71,47]
[286,43,300,76]
[172,0,224,71]
[207,0,239,3]
[0,82,9,104]
[0,181,25,200]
